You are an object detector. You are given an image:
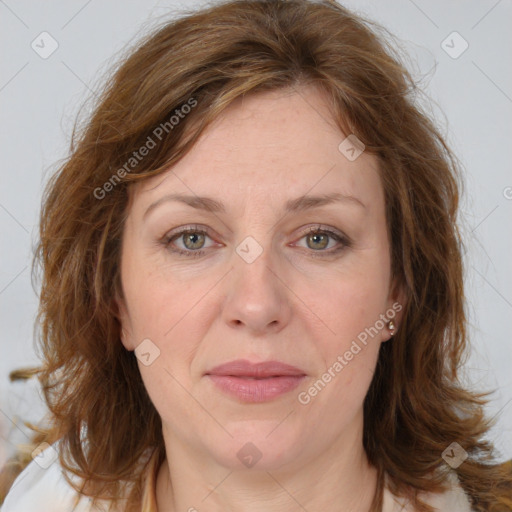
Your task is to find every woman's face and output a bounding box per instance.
[118,85,402,471]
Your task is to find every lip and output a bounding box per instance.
[205,359,306,403]
[206,359,306,378]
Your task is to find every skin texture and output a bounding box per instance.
[117,85,404,512]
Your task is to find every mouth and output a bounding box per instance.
[205,359,306,403]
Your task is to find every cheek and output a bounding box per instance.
[321,283,383,389]
[121,244,191,338]
[308,264,389,347]
[298,280,383,425]
[125,270,206,419]
[121,254,211,380]
[297,256,388,400]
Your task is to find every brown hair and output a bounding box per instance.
[1,0,511,510]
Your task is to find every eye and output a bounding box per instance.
[162,224,351,259]
[293,226,351,256]
[163,225,216,258]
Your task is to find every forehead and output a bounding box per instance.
[132,85,383,213]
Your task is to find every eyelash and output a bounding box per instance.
[162,224,351,258]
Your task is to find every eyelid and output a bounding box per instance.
[291,224,351,252]
[163,224,218,246]
[297,224,347,239]
[164,223,213,239]
[162,223,351,257]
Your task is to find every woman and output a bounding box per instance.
[1,0,511,511]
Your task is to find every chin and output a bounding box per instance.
[207,430,305,472]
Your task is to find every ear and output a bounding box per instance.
[383,278,407,342]
[114,291,136,352]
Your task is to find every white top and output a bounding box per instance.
[1,443,474,511]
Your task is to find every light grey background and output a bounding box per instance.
[1,0,511,467]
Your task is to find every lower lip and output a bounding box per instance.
[207,375,305,402]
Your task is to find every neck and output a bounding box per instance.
[156,425,379,512]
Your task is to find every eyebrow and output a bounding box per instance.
[143,192,365,220]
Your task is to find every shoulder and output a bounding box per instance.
[382,471,475,512]
[0,442,109,512]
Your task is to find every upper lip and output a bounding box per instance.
[206,359,306,378]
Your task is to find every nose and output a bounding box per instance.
[221,238,292,336]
